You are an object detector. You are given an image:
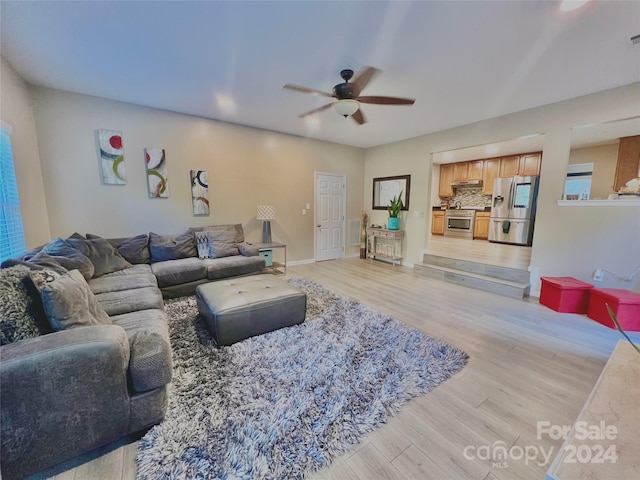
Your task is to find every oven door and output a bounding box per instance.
[444,216,473,238]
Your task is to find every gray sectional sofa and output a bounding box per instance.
[0,224,265,479]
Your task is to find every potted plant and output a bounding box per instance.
[387,192,404,230]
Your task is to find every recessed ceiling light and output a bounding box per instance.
[559,0,591,12]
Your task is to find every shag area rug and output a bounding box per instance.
[136,277,468,479]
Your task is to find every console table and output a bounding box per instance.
[255,242,286,275]
[366,228,404,266]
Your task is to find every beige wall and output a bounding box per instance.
[569,143,618,200]
[29,87,365,262]
[365,83,640,294]
[0,57,51,248]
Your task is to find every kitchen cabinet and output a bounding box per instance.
[431,210,445,235]
[519,152,542,176]
[452,162,469,182]
[467,160,484,181]
[474,212,490,239]
[499,155,520,177]
[482,158,501,195]
[613,135,640,192]
[439,163,454,197]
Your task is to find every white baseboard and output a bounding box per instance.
[287,259,316,266]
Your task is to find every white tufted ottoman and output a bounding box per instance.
[195,274,307,347]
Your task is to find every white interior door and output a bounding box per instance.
[315,173,345,261]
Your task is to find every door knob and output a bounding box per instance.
[317,224,321,228]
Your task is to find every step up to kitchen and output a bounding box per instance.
[415,256,531,299]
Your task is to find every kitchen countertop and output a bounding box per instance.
[432,206,491,212]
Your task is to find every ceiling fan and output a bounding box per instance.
[283,67,415,125]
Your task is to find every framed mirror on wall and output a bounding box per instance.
[372,175,411,210]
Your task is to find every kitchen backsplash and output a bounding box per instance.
[443,185,492,208]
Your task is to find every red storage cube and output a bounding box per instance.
[587,288,640,332]
[540,276,593,313]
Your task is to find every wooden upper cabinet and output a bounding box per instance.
[467,160,484,181]
[499,155,520,177]
[452,162,469,182]
[519,152,542,176]
[613,135,640,192]
[482,158,500,195]
[439,163,454,197]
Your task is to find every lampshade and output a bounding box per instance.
[256,205,275,220]
[332,100,360,117]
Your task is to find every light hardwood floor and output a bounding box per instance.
[37,258,636,480]
[425,234,532,270]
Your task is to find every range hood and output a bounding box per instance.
[451,179,483,186]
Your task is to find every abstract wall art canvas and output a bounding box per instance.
[97,129,126,184]
[190,170,209,216]
[145,148,169,198]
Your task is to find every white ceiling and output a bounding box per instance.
[2,1,639,149]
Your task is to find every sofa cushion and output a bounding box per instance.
[41,237,95,281]
[203,255,265,280]
[36,269,111,331]
[206,229,239,259]
[100,264,153,276]
[0,266,51,345]
[149,231,197,262]
[151,258,207,288]
[67,237,132,278]
[237,242,260,257]
[190,224,244,244]
[89,273,158,295]
[94,287,164,316]
[87,233,150,265]
[110,309,172,393]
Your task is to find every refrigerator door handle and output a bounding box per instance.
[508,181,515,214]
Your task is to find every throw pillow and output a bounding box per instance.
[86,233,151,265]
[206,229,240,258]
[148,231,197,262]
[191,224,245,244]
[67,237,132,277]
[41,237,95,281]
[37,269,110,331]
[0,266,51,345]
[194,231,211,259]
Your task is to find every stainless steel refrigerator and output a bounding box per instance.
[489,176,539,246]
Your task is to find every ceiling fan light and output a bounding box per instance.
[332,99,360,117]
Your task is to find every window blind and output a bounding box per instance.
[0,126,27,261]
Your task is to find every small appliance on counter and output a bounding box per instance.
[489,176,539,246]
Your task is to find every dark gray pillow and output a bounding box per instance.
[67,237,131,277]
[0,266,51,345]
[206,229,240,258]
[149,231,197,262]
[37,269,110,331]
[41,237,95,281]
[86,233,150,265]
[1,251,68,275]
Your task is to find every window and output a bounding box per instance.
[0,125,27,261]
[563,162,593,200]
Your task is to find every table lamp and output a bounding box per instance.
[256,205,275,243]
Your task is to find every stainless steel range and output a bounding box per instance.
[444,209,476,239]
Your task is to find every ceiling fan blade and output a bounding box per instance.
[350,67,381,96]
[351,109,366,125]
[298,103,333,118]
[357,96,415,105]
[283,84,334,98]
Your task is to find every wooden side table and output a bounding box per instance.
[255,242,286,275]
[366,228,404,266]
